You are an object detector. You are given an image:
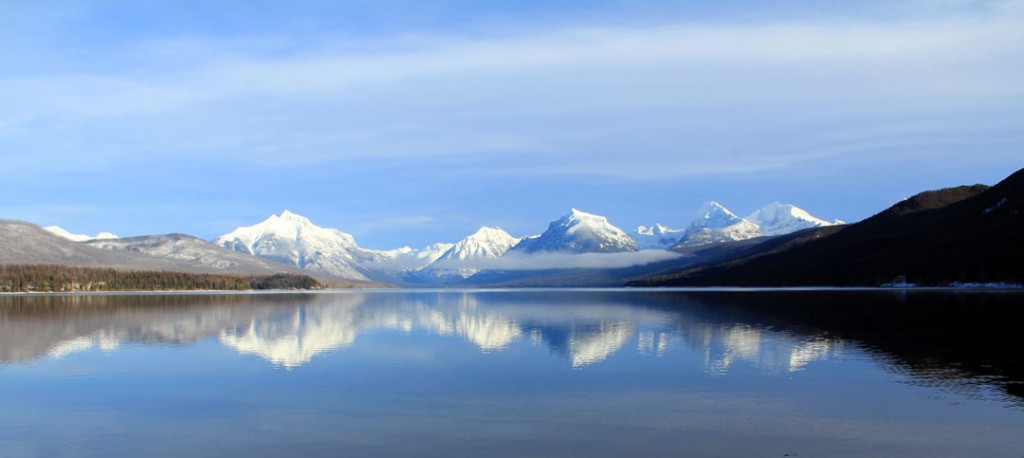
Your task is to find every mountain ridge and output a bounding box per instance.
[635,201,835,248]
[630,168,1024,287]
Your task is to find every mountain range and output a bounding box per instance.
[11,202,833,286]
[632,167,1024,287]
[635,201,837,249]
[0,220,315,279]
[8,166,1020,289]
[206,204,832,284]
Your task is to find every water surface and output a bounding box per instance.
[1,289,1022,457]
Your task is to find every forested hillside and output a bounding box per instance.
[0,265,321,292]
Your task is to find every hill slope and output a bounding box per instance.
[1,220,183,270]
[87,233,311,276]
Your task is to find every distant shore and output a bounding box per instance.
[0,265,324,294]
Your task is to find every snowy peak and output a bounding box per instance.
[216,211,358,253]
[689,201,745,230]
[637,223,672,237]
[563,208,604,223]
[635,224,686,249]
[418,242,456,262]
[469,226,515,241]
[638,201,838,249]
[556,209,623,236]
[435,227,520,262]
[43,226,119,242]
[412,226,523,280]
[510,209,638,254]
[676,201,761,247]
[636,202,759,249]
[214,211,368,280]
[278,209,307,222]
[557,208,629,238]
[745,202,835,236]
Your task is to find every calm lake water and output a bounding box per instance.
[1,289,1023,457]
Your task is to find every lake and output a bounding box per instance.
[1,289,1023,457]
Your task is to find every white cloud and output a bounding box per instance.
[2,10,1022,177]
[430,250,683,271]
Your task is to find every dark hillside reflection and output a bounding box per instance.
[1,290,1022,406]
[669,290,1024,405]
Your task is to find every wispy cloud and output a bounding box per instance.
[430,250,683,271]
[2,2,1022,246]
[3,12,1021,175]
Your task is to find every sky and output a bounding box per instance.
[1,0,1022,249]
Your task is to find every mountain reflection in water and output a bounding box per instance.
[0,290,1021,405]
[0,291,837,372]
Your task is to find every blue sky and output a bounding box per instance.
[2,0,1022,249]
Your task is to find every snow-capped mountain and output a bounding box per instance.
[676,201,763,247]
[420,227,522,279]
[509,209,638,254]
[214,210,381,281]
[22,204,841,285]
[745,202,836,236]
[418,243,457,263]
[44,226,119,242]
[636,201,837,248]
[435,227,521,263]
[635,224,686,249]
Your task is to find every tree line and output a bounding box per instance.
[0,265,322,292]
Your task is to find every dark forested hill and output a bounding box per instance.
[0,265,322,292]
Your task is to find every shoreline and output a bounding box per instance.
[2,284,1023,297]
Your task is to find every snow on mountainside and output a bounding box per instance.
[44,226,119,242]
[635,224,686,249]
[20,204,840,283]
[87,233,307,275]
[418,243,457,264]
[636,202,836,249]
[745,202,836,236]
[509,209,638,254]
[214,210,380,281]
[687,201,751,231]
[365,242,455,273]
[420,227,522,279]
[435,227,520,262]
[676,201,763,247]
[1,219,303,276]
